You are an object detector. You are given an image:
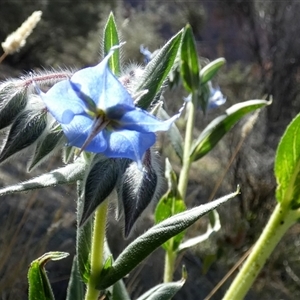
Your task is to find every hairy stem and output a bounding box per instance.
[223,203,299,300]
[85,199,109,300]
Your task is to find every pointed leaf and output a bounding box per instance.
[0,109,47,163]
[180,24,200,93]
[190,100,270,162]
[137,266,186,300]
[200,58,226,85]
[178,210,221,252]
[155,160,186,251]
[28,124,64,171]
[103,240,131,300]
[66,256,85,300]
[135,29,183,109]
[63,146,75,164]
[0,82,27,130]
[155,192,186,251]
[97,189,239,289]
[28,252,69,300]
[118,150,161,237]
[275,113,300,208]
[0,160,86,196]
[79,155,119,226]
[103,12,120,75]
[198,80,210,114]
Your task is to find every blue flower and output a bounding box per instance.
[185,81,226,111]
[207,81,226,109]
[38,47,180,167]
[140,45,153,64]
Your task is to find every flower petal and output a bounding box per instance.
[61,115,107,152]
[42,80,86,124]
[102,129,156,166]
[208,89,226,109]
[117,106,182,133]
[71,53,135,110]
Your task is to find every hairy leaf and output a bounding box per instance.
[28,124,64,171]
[137,267,186,300]
[0,82,27,130]
[0,109,47,163]
[97,189,239,289]
[0,160,86,196]
[79,155,119,226]
[178,210,221,252]
[118,150,161,237]
[190,100,270,162]
[63,146,75,164]
[155,160,186,251]
[135,29,183,109]
[155,192,186,251]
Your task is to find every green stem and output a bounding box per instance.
[164,249,176,282]
[177,98,196,199]
[223,203,299,300]
[85,199,109,300]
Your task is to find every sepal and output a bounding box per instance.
[117,149,162,237]
[0,109,47,164]
[79,155,119,226]
[28,122,65,171]
[0,81,28,130]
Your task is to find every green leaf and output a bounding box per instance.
[155,160,186,251]
[28,124,64,172]
[178,210,221,252]
[66,256,85,300]
[155,193,186,251]
[103,241,131,300]
[0,82,27,130]
[62,146,75,164]
[200,58,226,85]
[28,252,69,300]
[197,80,211,114]
[190,100,270,162]
[103,12,120,75]
[180,24,200,93]
[0,109,47,164]
[97,189,239,289]
[135,29,183,109]
[79,155,119,226]
[275,113,300,209]
[136,266,186,300]
[0,160,86,196]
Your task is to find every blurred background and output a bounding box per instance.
[1,0,300,299]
